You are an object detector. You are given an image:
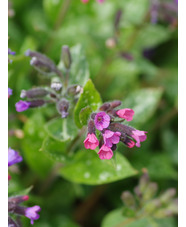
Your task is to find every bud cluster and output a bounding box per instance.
[15,46,83,118]
[8,148,41,225]
[84,101,147,160]
[120,170,178,219]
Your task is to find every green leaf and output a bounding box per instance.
[79,106,93,126]
[58,44,90,87]
[121,88,163,128]
[22,112,54,179]
[74,79,102,128]
[41,136,70,162]
[101,208,176,227]
[45,117,78,142]
[60,150,137,185]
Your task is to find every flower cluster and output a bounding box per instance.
[121,170,178,219]
[8,148,41,225]
[84,101,147,160]
[15,47,83,118]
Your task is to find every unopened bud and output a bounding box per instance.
[159,188,176,204]
[99,102,111,111]
[143,182,158,201]
[139,172,150,193]
[61,45,72,69]
[20,88,49,99]
[110,100,121,109]
[121,191,136,208]
[143,199,161,214]
[114,9,122,31]
[120,52,134,61]
[29,99,46,108]
[25,50,59,75]
[67,85,83,96]
[51,77,63,91]
[88,119,96,134]
[56,99,69,118]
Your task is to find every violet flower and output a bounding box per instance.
[103,130,121,148]
[8,148,23,167]
[94,112,110,131]
[8,88,12,98]
[84,133,99,150]
[25,206,41,225]
[98,145,113,160]
[15,100,31,112]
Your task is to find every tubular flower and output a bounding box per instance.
[116,108,134,121]
[103,130,121,148]
[132,130,147,147]
[25,206,41,225]
[8,148,23,167]
[98,145,113,160]
[84,133,99,150]
[15,100,30,112]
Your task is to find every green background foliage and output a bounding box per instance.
[8,0,177,226]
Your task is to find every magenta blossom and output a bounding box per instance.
[125,139,135,148]
[98,145,113,160]
[84,133,99,150]
[94,112,110,131]
[8,88,12,98]
[25,205,41,225]
[103,130,121,147]
[132,130,147,147]
[8,148,23,167]
[15,100,30,112]
[116,108,134,121]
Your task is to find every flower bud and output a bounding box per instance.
[56,99,69,118]
[20,88,49,99]
[159,188,176,204]
[114,10,122,31]
[51,77,63,92]
[143,199,161,214]
[87,119,96,134]
[61,45,72,69]
[143,182,158,201]
[29,99,46,108]
[121,191,136,208]
[99,102,111,111]
[25,50,59,75]
[67,85,83,96]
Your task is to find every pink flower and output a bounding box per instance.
[132,130,147,147]
[125,139,136,148]
[116,108,134,121]
[84,133,99,150]
[94,112,110,131]
[98,145,113,160]
[103,130,121,147]
[97,0,105,3]
[25,205,41,225]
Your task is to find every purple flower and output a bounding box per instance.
[8,148,23,167]
[132,130,147,147]
[8,88,12,98]
[25,205,41,225]
[103,130,121,147]
[15,100,30,112]
[94,112,110,131]
[98,145,113,160]
[8,48,16,55]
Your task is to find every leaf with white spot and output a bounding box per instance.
[120,88,163,128]
[59,150,137,185]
